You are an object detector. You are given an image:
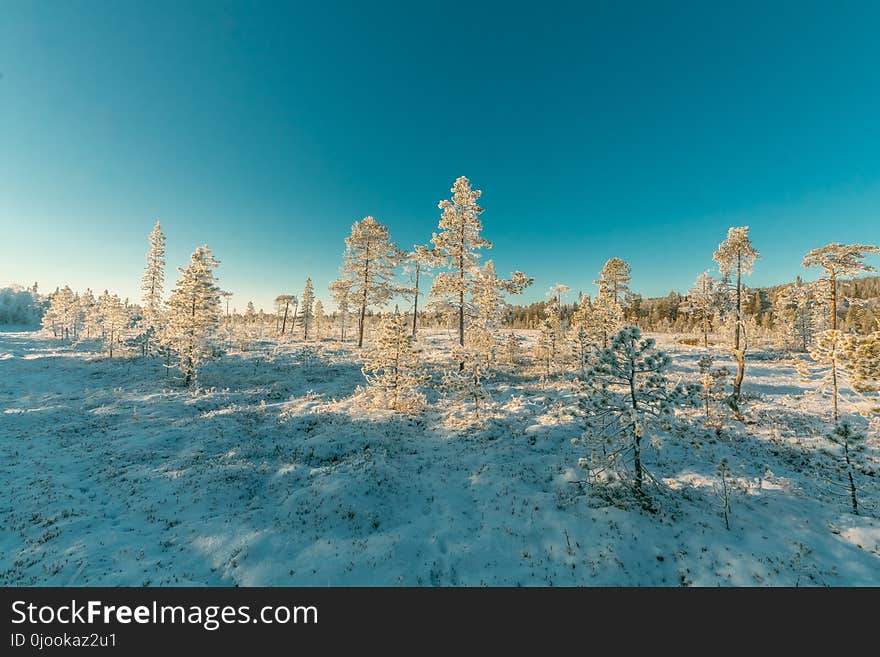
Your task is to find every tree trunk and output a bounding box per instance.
[732,348,745,402]
[734,255,742,351]
[281,301,290,335]
[829,270,837,330]
[832,356,839,424]
[358,299,367,348]
[628,369,643,494]
[412,264,420,338]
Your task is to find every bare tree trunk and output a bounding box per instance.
[732,347,745,403]
[358,299,367,348]
[734,255,742,351]
[281,301,290,335]
[358,254,370,347]
[629,369,643,494]
[412,264,420,338]
[832,355,839,424]
[731,255,746,404]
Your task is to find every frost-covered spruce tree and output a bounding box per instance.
[313,300,326,340]
[361,313,427,412]
[341,216,402,348]
[430,176,491,351]
[98,290,130,358]
[298,278,315,339]
[245,301,256,324]
[713,226,760,404]
[595,258,631,305]
[803,243,879,330]
[329,278,354,341]
[163,245,221,386]
[575,326,696,498]
[140,221,166,353]
[685,272,716,348]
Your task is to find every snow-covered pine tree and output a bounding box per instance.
[79,288,101,339]
[41,286,78,340]
[140,221,166,353]
[313,300,325,340]
[40,288,62,337]
[575,326,697,499]
[430,176,491,351]
[341,216,403,348]
[442,339,493,424]
[547,283,571,312]
[802,243,879,330]
[697,354,730,426]
[800,330,860,423]
[275,294,296,336]
[466,261,532,366]
[361,313,427,412]
[588,294,623,348]
[775,278,823,352]
[567,323,593,379]
[534,298,562,380]
[162,245,222,385]
[595,258,631,306]
[850,331,880,394]
[98,290,130,358]
[713,226,760,404]
[220,290,233,317]
[245,302,256,324]
[826,421,867,515]
[472,261,507,331]
[405,243,442,338]
[685,272,715,347]
[502,331,523,369]
[298,278,315,339]
[329,278,354,342]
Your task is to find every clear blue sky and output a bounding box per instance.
[2,1,879,311]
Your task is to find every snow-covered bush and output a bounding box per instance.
[697,354,730,428]
[441,338,494,425]
[361,313,427,412]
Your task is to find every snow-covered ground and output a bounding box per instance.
[1,329,878,586]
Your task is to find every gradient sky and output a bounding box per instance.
[2,1,879,311]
